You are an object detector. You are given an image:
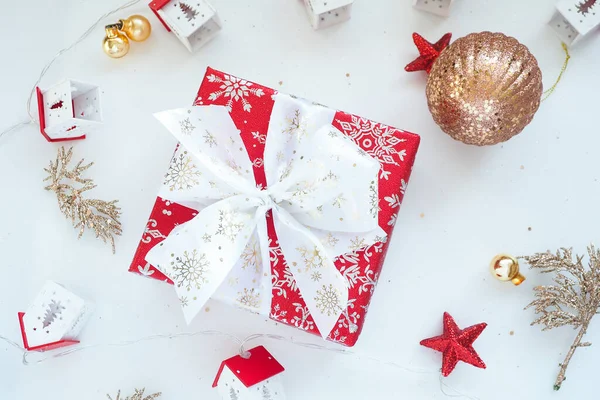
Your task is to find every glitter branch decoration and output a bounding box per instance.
[522,245,600,390]
[44,147,122,253]
[107,388,161,400]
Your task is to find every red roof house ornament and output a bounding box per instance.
[19,281,92,352]
[213,346,286,400]
[36,79,102,142]
[148,0,222,53]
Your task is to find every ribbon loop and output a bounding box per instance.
[146,94,387,339]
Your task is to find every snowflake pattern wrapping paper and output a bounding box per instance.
[129,67,420,346]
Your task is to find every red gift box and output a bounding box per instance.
[129,67,420,346]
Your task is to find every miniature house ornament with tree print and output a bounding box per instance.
[412,0,455,17]
[36,79,102,142]
[302,0,354,29]
[213,346,286,400]
[149,0,222,52]
[549,0,600,45]
[18,281,92,351]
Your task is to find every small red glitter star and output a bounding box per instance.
[420,312,487,377]
[405,32,452,74]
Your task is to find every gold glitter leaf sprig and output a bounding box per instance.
[44,147,122,253]
[107,388,161,400]
[522,245,600,391]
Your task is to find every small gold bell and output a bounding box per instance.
[490,254,525,286]
[102,15,151,58]
[102,26,130,58]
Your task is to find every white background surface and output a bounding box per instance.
[1,0,599,399]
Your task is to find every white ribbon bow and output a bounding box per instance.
[146,94,386,337]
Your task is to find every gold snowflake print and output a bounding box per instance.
[279,159,294,182]
[209,181,217,188]
[322,233,340,248]
[357,148,369,157]
[311,271,322,282]
[203,130,217,147]
[171,249,209,291]
[282,109,308,141]
[315,284,342,316]
[332,194,346,208]
[215,209,245,242]
[349,236,367,252]
[369,180,379,218]
[202,233,212,243]
[180,296,189,308]
[237,288,261,309]
[291,181,316,203]
[164,152,201,191]
[228,277,239,287]
[241,237,261,273]
[323,170,338,182]
[226,158,242,174]
[276,151,285,162]
[296,245,325,271]
[179,117,195,135]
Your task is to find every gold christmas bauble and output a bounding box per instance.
[120,15,152,42]
[103,27,130,58]
[490,254,525,286]
[426,32,543,146]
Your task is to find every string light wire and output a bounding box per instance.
[1,329,479,399]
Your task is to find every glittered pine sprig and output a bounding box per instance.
[521,245,600,391]
[107,388,161,400]
[44,147,122,253]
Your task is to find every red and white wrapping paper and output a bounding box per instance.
[130,67,420,346]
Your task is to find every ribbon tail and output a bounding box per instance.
[145,195,259,324]
[272,207,349,339]
[255,206,275,317]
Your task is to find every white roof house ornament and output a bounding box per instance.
[213,346,286,400]
[18,281,92,351]
[549,0,600,45]
[412,0,455,17]
[302,0,354,29]
[149,0,222,52]
[36,79,102,142]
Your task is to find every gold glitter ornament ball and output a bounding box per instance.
[426,32,543,146]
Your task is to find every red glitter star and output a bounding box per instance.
[420,312,487,377]
[404,32,452,74]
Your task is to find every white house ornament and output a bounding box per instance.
[18,281,92,351]
[36,79,102,142]
[549,0,600,46]
[213,346,286,400]
[412,0,455,17]
[302,0,354,30]
[149,0,222,52]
